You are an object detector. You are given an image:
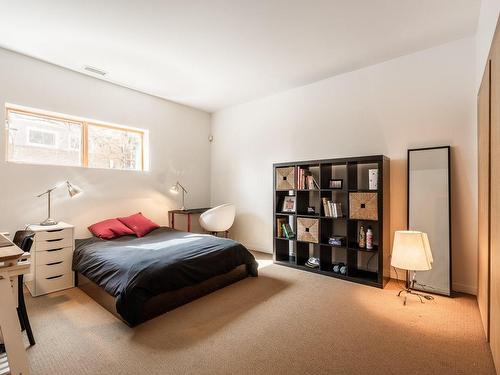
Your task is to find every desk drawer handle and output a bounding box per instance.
[47,248,63,252]
[46,275,63,280]
[47,238,63,242]
[46,261,63,266]
[46,229,63,233]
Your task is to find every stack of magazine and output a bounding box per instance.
[305,257,320,269]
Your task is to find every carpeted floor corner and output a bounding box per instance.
[23,252,496,374]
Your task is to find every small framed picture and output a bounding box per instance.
[368,169,378,190]
[329,179,343,189]
[282,195,297,213]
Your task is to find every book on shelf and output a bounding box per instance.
[306,175,319,190]
[322,197,331,217]
[282,223,295,239]
[276,217,287,238]
[322,198,343,218]
[297,167,304,189]
[297,167,319,190]
[331,202,343,217]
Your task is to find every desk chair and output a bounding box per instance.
[199,204,236,237]
[12,230,35,346]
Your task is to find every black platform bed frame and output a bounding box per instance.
[75,264,250,326]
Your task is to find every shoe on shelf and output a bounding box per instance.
[305,257,320,268]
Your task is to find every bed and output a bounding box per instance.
[72,227,258,326]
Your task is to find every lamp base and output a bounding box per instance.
[397,288,434,306]
[40,218,58,226]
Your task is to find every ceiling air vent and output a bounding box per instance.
[83,65,107,76]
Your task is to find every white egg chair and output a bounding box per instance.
[199,203,236,237]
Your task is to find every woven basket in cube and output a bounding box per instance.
[297,218,319,243]
[349,192,378,221]
[276,167,295,190]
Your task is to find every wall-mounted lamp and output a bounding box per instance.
[170,181,188,211]
[37,180,83,226]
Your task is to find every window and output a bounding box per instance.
[7,110,82,167]
[5,106,146,171]
[87,124,143,170]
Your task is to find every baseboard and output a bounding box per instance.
[251,244,477,295]
[245,244,272,254]
[452,282,477,296]
[390,280,477,296]
[390,268,477,296]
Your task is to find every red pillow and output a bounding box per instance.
[117,212,160,238]
[88,218,135,240]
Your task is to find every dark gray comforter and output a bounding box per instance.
[73,227,258,325]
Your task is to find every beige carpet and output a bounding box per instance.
[23,252,495,375]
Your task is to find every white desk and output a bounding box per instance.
[0,233,30,375]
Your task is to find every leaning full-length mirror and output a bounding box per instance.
[407,146,451,296]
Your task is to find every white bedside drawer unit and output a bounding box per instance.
[35,273,73,296]
[37,261,68,278]
[25,222,75,297]
[36,228,73,242]
[35,236,73,251]
[36,247,72,265]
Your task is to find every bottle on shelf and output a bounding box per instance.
[359,225,366,248]
[366,226,373,250]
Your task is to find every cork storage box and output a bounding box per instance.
[297,218,319,243]
[349,192,378,221]
[276,167,295,190]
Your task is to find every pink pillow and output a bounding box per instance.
[88,218,135,240]
[117,212,160,238]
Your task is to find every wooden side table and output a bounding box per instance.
[169,208,210,232]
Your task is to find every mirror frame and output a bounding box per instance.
[407,146,452,296]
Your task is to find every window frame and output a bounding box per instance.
[5,106,146,171]
[85,122,145,171]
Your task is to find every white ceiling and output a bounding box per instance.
[0,0,480,112]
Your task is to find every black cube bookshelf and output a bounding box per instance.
[273,155,390,288]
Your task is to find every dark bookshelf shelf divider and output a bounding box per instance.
[273,155,390,288]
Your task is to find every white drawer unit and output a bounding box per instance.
[36,246,73,265]
[35,273,74,296]
[25,222,75,297]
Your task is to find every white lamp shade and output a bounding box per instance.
[391,231,433,271]
[66,181,82,198]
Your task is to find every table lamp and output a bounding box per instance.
[37,180,82,226]
[391,230,434,305]
[170,181,188,211]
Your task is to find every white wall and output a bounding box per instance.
[211,37,477,294]
[476,0,500,89]
[0,48,211,238]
